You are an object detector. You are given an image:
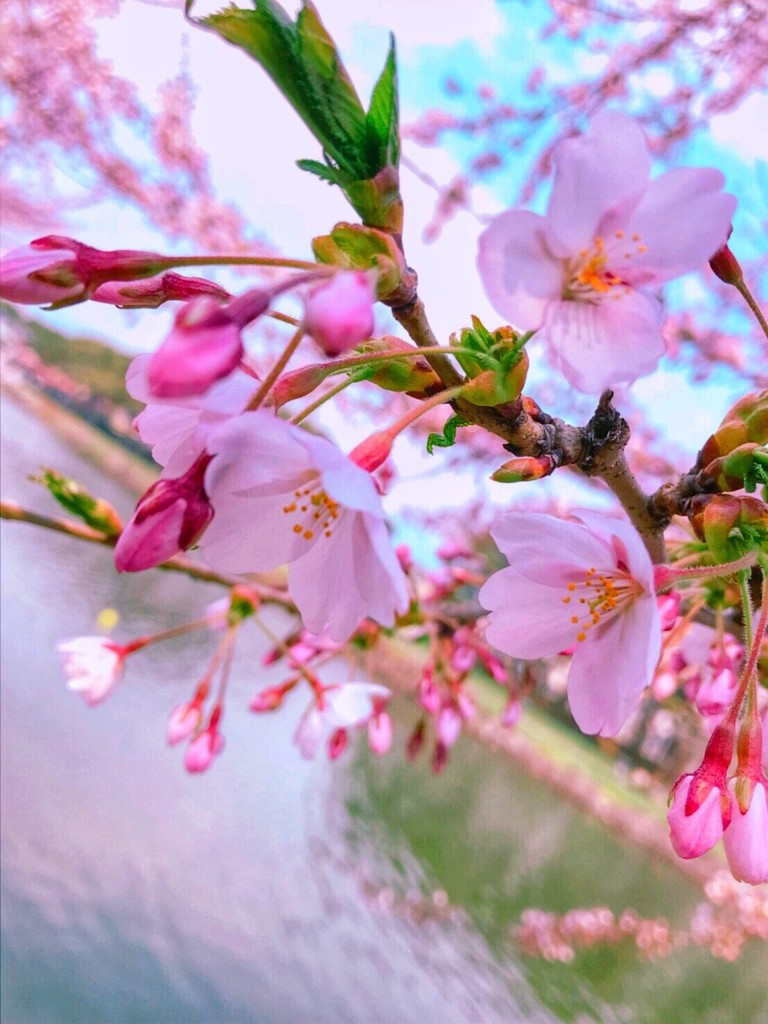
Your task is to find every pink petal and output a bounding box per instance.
[622,168,736,286]
[546,112,650,255]
[477,209,562,328]
[571,509,655,590]
[567,593,660,736]
[541,289,665,393]
[490,512,614,586]
[480,568,580,660]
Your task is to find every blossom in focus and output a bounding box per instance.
[477,112,736,392]
[723,778,768,884]
[56,636,127,705]
[114,451,214,572]
[293,681,391,759]
[479,509,661,736]
[126,353,254,476]
[200,411,409,642]
[303,271,375,356]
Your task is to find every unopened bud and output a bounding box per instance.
[492,453,558,483]
[349,431,393,473]
[709,243,743,286]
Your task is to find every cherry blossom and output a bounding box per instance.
[303,271,375,356]
[477,111,736,392]
[200,412,409,642]
[293,682,391,759]
[56,636,126,705]
[126,353,255,476]
[479,509,661,736]
[0,242,83,305]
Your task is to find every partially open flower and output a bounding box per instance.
[293,682,391,759]
[56,636,127,706]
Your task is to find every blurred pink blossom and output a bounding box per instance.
[56,636,126,705]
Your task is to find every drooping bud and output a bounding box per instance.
[184,707,226,773]
[303,271,375,357]
[348,430,393,473]
[115,452,214,572]
[328,726,349,759]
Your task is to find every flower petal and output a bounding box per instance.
[480,568,580,660]
[490,511,614,586]
[477,209,562,328]
[546,112,650,254]
[622,168,737,286]
[541,288,664,393]
[567,593,660,736]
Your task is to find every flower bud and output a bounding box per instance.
[92,272,230,309]
[349,430,393,473]
[271,364,331,410]
[667,773,730,859]
[368,710,393,754]
[492,454,558,484]
[357,337,441,395]
[0,242,83,305]
[723,778,768,884]
[709,243,743,286]
[115,452,214,572]
[303,272,376,357]
[167,699,204,745]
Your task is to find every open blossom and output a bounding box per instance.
[56,636,126,705]
[477,111,736,392]
[293,682,391,759]
[479,509,661,736]
[200,411,409,642]
[126,353,254,476]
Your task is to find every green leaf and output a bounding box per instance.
[32,468,122,536]
[426,414,467,455]
[296,158,349,186]
[365,36,399,169]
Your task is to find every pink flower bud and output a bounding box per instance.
[501,697,522,727]
[184,708,225,773]
[271,364,330,410]
[249,685,288,712]
[349,430,393,474]
[723,778,768,884]
[328,727,348,759]
[406,718,426,760]
[368,710,393,754]
[0,242,83,305]
[167,700,203,745]
[695,667,738,718]
[431,739,449,775]
[395,544,413,573]
[419,669,441,714]
[437,704,463,747]
[92,272,230,309]
[709,242,742,286]
[115,452,214,572]
[147,298,249,398]
[667,774,730,859]
[657,592,681,632]
[303,271,375,356]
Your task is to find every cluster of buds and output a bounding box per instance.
[667,707,767,884]
[688,493,768,563]
[695,390,768,497]
[449,317,530,408]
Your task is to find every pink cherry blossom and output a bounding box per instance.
[56,636,126,705]
[126,353,254,476]
[167,700,204,745]
[303,271,375,357]
[479,509,661,736]
[667,773,728,859]
[723,779,768,885]
[368,709,393,754]
[292,682,391,759]
[200,412,409,642]
[184,727,225,773]
[114,451,214,572]
[477,111,736,393]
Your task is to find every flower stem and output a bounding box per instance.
[157,255,329,273]
[734,277,768,342]
[246,325,306,411]
[291,376,356,425]
[654,551,758,591]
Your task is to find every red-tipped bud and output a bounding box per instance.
[709,243,743,286]
[271,364,331,410]
[492,454,558,484]
[349,430,393,473]
[328,726,349,759]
